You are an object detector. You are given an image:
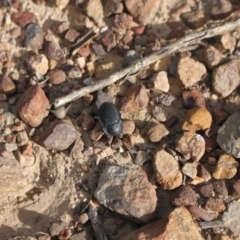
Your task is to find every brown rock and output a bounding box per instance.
[101,30,116,52]
[70,231,93,240]
[0,156,27,192]
[212,60,240,98]
[0,75,16,96]
[124,0,161,25]
[16,131,28,146]
[78,109,95,131]
[204,197,226,212]
[95,61,117,80]
[24,23,43,51]
[212,110,228,125]
[181,10,206,29]
[197,164,211,181]
[210,0,232,20]
[182,162,197,179]
[37,118,80,151]
[27,54,49,75]
[55,0,70,9]
[182,89,206,108]
[213,154,239,179]
[203,134,218,152]
[176,132,205,162]
[45,41,64,61]
[52,21,70,35]
[177,56,207,88]
[104,0,123,17]
[78,45,91,58]
[187,205,214,221]
[221,33,236,52]
[91,44,106,56]
[65,29,80,42]
[18,85,50,127]
[85,0,104,26]
[11,12,36,28]
[94,164,157,223]
[181,107,212,132]
[123,207,203,240]
[48,69,66,85]
[199,182,214,197]
[121,83,149,113]
[122,120,135,135]
[203,46,225,70]
[149,71,169,92]
[114,13,133,29]
[165,116,178,128]
[70,138,84,159]
[170,185,197,206]
[153,149,182,190]
[232,179,240,196]
[147,122,169,143]
[213,179,229,196]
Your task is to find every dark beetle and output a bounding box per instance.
[98,102,123,137]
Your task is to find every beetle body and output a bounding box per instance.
[98,102,123,137]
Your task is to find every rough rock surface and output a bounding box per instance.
[122,207,203,240]
[147,122,169,142]
[217,112,240,158]
[0,156,27,192]
[212,60,240,98]
[203,46,225,70]
[94,164,157,223]
[18,85,50,127]
[153,149,182,190]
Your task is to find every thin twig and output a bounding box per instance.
[53,19,240,108]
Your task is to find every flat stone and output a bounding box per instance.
[182,89,206,108]
[36,118,80,151]
[24,23,43,51]
[147,122,169,143]
[210,0,232,20]
[213,154,239,179]
[114,13,133,29]
[153,149,182,190]
[170,185,197,207]
[121,83,149,114]
[181,107,212,132]
[85,0,104,26]
[187,205,214,221]
[212,60,240,98]
[217,112,240,158]
[94,164,157,223]
[181,10,206,29]
[47,69,66,85]
[104,0,123,17]
[124,0,161,25]
[0,74,16,96]
[182,162,197,179]
[11,12,36,28]
[204,197,226,212]
[149,71,170,92]
[27,54,48,75]
[177,56,207,88]
[0,156,27,192]
[203,46,225,70]
[176,132,205,162]
[18,85,50,127]
[222,199,240,238]
[152,93,175,106]
[45,41,64,61]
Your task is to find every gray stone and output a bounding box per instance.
[94,164,157,223]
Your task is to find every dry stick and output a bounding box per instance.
[53,19,240,108]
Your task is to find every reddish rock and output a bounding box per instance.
[45,41,64,61]
[124,0,161,25]
[187,205,214,221]
[199,182,214,197]
[24,23,43,51]
[65,29,80,42]
[121,84,149,113]
[212,110,228,125]
[27,54,49,75]
[11,12,36,28]
[175,132,205,162]
[122,120,135,135]
[170,185,197,207]
[181,10,206,29]
[78,45,91,58]
[101,30,116,52]
[37,118,80,151]
[114,13,133,29]
[147,122,169,143]
[210,0,232,20]
[18,85,50,127]
[204,197,226,212]
[0,75,16,96]
[182,89,206,108]
[78,109,95,130]
[203,134,218,152]
[48,69,66,85]
[52,21,70,35]
[132,25,145,35]
[177,56,207,88]
[212,60,240,98]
